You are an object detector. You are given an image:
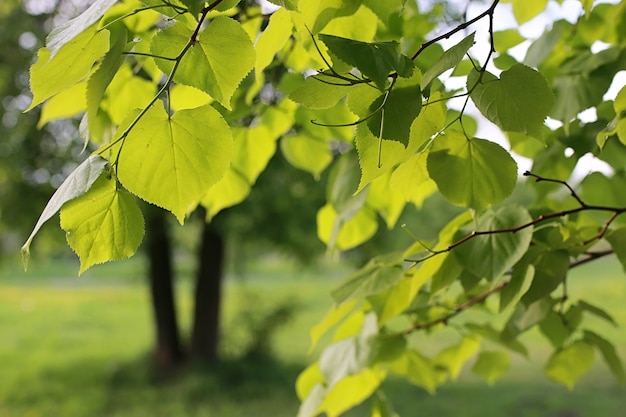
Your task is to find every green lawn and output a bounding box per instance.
[1,255,625,417]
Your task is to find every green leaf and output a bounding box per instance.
[266,0,299,10]
[319,368,385,417]
[231,126,277,184]
[545,341,595,389]
[472,350,511,385]
[201,169,250,220]
[60,175,144,274]
[289,74,355,110]
[468,64,553,138]
[46,0,117,57]
[454,205,533,281]
[113,102,233,223]
[465,323,528,356]
[511,0,548,24]
[503,298,555,340]
[499,264,534,312]
[522,250,570,305]
[427,133,518,211]
[434,337,481,381]
[85,27,126,142]
[309,300,359,352]
[256,8,293,75]
[551,73,612,125]
[319,34,414,90]
[317,203,378,250]
[296,363,325,401]
[584,330,625,384]
[27,25,110,110]
[578,300,618,327]
[605,227,626,272]
[331,255,405,304]
[388,349,439,394]
[280,134,332,179]
[38,82,87,128]
[371,391,399,417]
[366,74,422,145]
[151,17,255,109]
[493,29,526,52]
[21,155,109,268]
[421,32,475,89]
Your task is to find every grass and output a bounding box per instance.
[1,254,625,416]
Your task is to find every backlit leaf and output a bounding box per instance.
[454,205,533,280]
[201,169,251,220]
[60,175,144,274]
[319,34,414,90]
[584,330,625,384]
[472,350,511,385]
[421,32,475,89]
[468,64,553,138]
[113,102,232,223]
[545,341,595,389]
[434,337,481,381]
[427,133,517,211]
[319,368,385,417]
[46,0,117,57]
[27,25,110,110]
[331,254,405,304]
[151,17,255,109]
[280,134,332,179]
[21,155,109,267]
[499,264,534,312]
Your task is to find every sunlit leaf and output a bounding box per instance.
[151,18,255,109]
[472,350,511,385]
[454,205,533,280]
[319,34,414,90]
[60,175,144,274]
[421,32,474,88]
[427,133,517,211]
[584,330,625,384]
[21,155,109,268]
[468,64,553,138]
[545,341,595,389]
[112,102,232,223]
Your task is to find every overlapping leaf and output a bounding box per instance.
[60,175,144,274]
[319,34,414,90]
[427,133,517,211]
[468,64,553,138]
[151,17,255,109]
[113,102,233,223]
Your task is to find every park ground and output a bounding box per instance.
[1,254,625,417]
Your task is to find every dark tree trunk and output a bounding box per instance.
[145,207,184,369]
[190,210,225,363]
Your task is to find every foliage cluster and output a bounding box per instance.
[20,0,626,415]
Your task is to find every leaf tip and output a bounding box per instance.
[20,244,31,271]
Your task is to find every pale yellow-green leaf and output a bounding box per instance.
[280,134,332,179]
[232,126,277,184]
[317,203,378,250]
[319,368,386,417]
[332,310,365,342]
[356,124,409,193]
[472,351,511,385]
[296,362,325,401]
[201,169,251,220]
[545,341,595,389]
[60,175,144,274]
[309,299,359,352]
[434,336,481,381]
[151,18,255,110]
[366,173,406,228]
[511,0,548,24]
[28,25,110,110]
[367,276,415,324]
[113,102,232,223]
[38,81,86,128]
[255,7,293,75]
[322,5,378,41]
[100,64,155,124]
[169,84,213,111]
[388,349,439,394]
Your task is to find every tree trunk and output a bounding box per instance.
[190,210,225,363]
[145,207,184,369]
